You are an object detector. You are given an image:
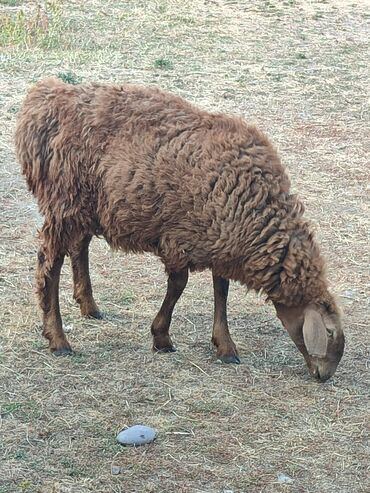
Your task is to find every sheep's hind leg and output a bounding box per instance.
[71,235,102,319]
[151,268,189,353]
[37,248,72,355]
[212,274,240,364]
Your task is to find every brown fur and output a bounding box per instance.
[15,77,328,303]
[15,78,344,378]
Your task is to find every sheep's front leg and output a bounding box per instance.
[151,268,189,352]
[212,274,240,364]
[71,235,102,319]
[37,249,72,355]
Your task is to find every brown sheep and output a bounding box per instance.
[15,78,345,381]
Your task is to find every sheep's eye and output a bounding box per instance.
[326,328,334,338]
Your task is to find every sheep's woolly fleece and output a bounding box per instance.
[15,78,330,308]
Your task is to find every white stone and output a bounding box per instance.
[277,473,294,484]
[116,425,157,446]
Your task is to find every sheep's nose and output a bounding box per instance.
[311,365,331,382]
[317,372,331,383]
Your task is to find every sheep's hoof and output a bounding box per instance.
[217,354,241,364]
[51,346,74,356]
[86,310,104,320]
[153,345,177,354]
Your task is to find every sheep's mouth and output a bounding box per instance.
[309,360,336,382]
[315,370,332,383]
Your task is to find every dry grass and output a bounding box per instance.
[0,1,369,492]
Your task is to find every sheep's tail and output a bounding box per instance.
[14,78,64,197]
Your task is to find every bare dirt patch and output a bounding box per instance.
[0,1,369,492]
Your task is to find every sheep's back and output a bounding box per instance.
[98,104,293,273]
[15,78,296,279]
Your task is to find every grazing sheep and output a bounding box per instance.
[15,78,345,381]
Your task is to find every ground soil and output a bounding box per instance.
[0,1,369,492]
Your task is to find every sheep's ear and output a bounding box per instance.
[303,308,328,357]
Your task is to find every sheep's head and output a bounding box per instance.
[273,299,345,381]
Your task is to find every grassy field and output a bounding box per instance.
[0,1,369,492]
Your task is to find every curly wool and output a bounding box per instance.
[15,78,329,307]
